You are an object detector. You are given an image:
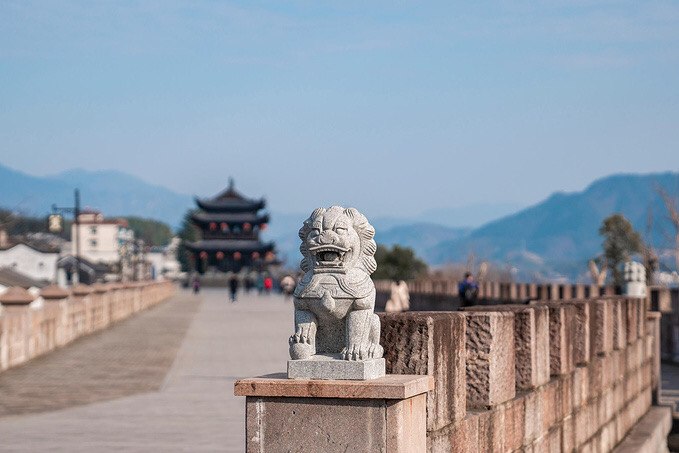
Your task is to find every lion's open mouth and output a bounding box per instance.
[308,244,348,267]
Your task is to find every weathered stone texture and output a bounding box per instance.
[427,416,478,453]
[476,407,505,453]
[387,394,427,453]
[464,311,515,409]
[612,406,671,453]
[545,303,575,376]
[646,312,661,396]
[565,300,591,365]
[380,312,466,430]
[246,396,387,453]
[242,375,431,453]
[376,287,666,453]
[503,397,525,451]
[612,299,628,350]
[0,282,175,372]
[465,305,549,391]
[592,299,614,355]
[287,355,385,380]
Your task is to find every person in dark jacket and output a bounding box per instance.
[458,272,479,307]
[229,276,239,303]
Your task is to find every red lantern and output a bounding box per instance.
[209,222,217,231]
[199,251,208,259]
[260,223,267,231]
[220,222,228,231]
[234,251,242,260]
[265,251,275,261]
[243,222,251,231]
[252,252,260,259]
[216,251,224,260]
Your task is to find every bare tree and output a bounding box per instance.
[657,187,679,271]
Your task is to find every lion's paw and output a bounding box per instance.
[289,333,315,360]
[341,343,381,361]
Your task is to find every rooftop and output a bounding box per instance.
[0,267,49,289]
[186,239,275,253]
[191,212,269,224]
[195,179,265,213]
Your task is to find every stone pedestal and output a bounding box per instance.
[288,353,385,380]
[235,373,433,453]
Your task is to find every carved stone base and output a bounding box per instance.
[235,374,433,453]
[287,353,385,380]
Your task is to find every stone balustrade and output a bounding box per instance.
[379,295,670,452]
[375,279,679,308]
[376,279,679,363]
[0,281,175,372]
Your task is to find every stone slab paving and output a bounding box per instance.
[0,291,201,417]
[0,288,291,452]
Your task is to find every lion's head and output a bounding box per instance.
[298,206,377,276]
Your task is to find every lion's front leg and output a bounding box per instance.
[341,309,374,361]
[289,307,317,360]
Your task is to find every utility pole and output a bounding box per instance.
[75,188,81,282]
[51,189,82,285]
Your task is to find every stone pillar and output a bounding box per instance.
[646,311,661,404]
[562,300,591,366]
[533,302,575,376]
[0,287,36,369]
[574,284,586,300]
[592,298,614,355]
[235,374,432,453]
[465,305,549,391]
[71,284,93,333]
[39,284,70,347]
[527,283,538,300]
[380,312,466,431]
[464,311,516,408]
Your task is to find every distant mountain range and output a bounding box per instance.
[1,162,677,280]
[426,172,679,280]
[0,163,193,227]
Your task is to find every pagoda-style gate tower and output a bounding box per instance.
[186,179,276,274]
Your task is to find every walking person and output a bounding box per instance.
[229,275,239,303]
[192,275,201,294]
[458,272,479,308]
[263,275,273,294]
[256,274,265,295]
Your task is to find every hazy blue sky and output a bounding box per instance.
[1,1,678,217]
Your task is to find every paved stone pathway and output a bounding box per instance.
[0,288,291,452]
[0,292,201,417]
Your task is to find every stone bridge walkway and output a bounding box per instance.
[0,288,291,452]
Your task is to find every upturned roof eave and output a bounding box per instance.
[190,212,270,224]
[185,240,275,253]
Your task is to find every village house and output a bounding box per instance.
[0,230,59,284]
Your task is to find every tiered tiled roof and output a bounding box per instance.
[187,179,276,270]
[195,179,265,213]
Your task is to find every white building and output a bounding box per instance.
[71,210,133,265]
[0,242,59,283]
[146,237,182,280]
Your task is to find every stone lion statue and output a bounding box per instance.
[289,206,383,361]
